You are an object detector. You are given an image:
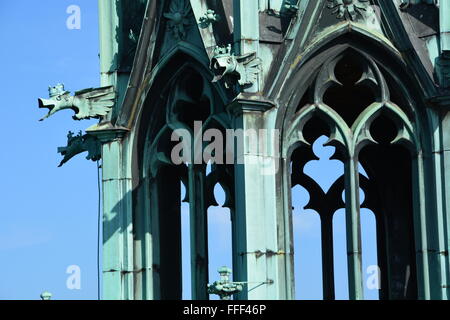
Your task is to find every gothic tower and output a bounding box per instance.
[41,0,450,300]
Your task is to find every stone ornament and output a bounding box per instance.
[199,9,220,29]
[207,267,243,300]
[163,0,193,40]
[210,45,262,89]
[327,0,370,20]
[38,84,115,121]
[57,131,101,167]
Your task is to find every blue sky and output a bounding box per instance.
[0,1,100,300]
[0,1,379,301]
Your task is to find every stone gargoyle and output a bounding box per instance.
[210,45,262,89]
[57,131,101,167]
[38,84,115,121]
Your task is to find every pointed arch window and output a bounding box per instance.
[284,49,420,300]
[137,63,235,300]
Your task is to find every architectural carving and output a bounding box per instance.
[211,45,262,88]
[199,9,220,29]
[37,0,450,301]
[163,0,194,40]
[207,267,243,300]
[38,84,115,121]
[327,0,370,20]
[57,131,101,167]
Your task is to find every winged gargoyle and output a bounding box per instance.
[38,84,115,121]
[210,45,262,89]
[57,131,101,167]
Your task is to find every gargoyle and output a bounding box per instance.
[210,45,262,89]
[38,84,115,121]
[57,131,101,167]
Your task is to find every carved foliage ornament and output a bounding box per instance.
[327,0,370,21]
[163,0,194,40]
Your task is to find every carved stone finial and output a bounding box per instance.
[38,85,115,121]
[40,291,52,300]
[199,9,220,28]
[210,45,262,89]
[207,267,243,300]
[327,0,370,21]
[213,44,232,57]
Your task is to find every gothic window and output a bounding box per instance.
[138,61,235,300]
[285,48,420,300]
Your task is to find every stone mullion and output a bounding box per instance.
[148,177,161,300]
[321,213,335,300]
[188,164,209,300]
[344,156,364,300]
